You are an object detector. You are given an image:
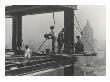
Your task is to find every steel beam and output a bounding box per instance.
[64,64,74,76]
[16,15,22,49]
[5,5,77,16]
[64,8,74,54]
[12,17,17,51]
[12,15,22,54]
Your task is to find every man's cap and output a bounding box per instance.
[62,28,64,31]
[50,26,55,29]
[76,36,80,39]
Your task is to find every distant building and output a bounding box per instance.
[93,39,97,52]
[82,20,94,52]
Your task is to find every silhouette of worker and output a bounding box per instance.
[57,28,64,53]
[75,36,84,54]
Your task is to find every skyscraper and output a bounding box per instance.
[82,20,94,53]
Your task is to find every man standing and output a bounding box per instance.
[57,28,64,53]
[75,36,84,54]
[50,26,56,53]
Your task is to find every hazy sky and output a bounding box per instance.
[75,5,106,44]
[5,5,106,50]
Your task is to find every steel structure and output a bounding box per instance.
[5,5,77,53]
[5,5,95,76]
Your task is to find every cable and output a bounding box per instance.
[74,14,95,52]
[53,11,55,26]
[37,39,47,52]
[74,15,82,31]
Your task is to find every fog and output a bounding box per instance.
[5,5,106,51]
[75,5,106,45]
[22,11,64,51]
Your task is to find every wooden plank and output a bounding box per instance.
[5,61,56,76]
[5,58,52,70]
[5,56,50,62]
[5,57,76,76]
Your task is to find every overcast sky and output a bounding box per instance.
[5,5,106,50]
[75,5,106,44]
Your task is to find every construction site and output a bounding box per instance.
[5,5,106,76]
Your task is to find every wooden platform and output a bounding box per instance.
[5,51,97,76]
[5,53,77,76]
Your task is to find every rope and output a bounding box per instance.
[53,11,55,26]
[74,14,94,52]
[37,39,47,52]
[74,15,82,31]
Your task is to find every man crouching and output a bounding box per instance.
[24,45,31,58]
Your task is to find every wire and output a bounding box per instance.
[53,11,55,26]
[37,39,47,52]
[74,15,82,31]
[74,14,95,52]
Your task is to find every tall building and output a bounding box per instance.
[93,39,97,52]
[82,20,94,53]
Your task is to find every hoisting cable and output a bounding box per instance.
[74,14,95,52]
[74,25,94,52]
[53,11,55,26]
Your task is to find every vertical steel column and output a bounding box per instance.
[16,15,22,49]
[64,57,77,76]
[12,17,17,51]
[64,8,75,76]
[12,15,22,54]
[64,8,74,54]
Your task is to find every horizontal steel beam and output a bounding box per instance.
[5,5,77,17]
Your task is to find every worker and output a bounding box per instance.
[57,28,64,53]
[24,45,31,59]
[50,26,56,53]
[75,36,84,54]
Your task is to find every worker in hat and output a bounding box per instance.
[50,26,56,53]
[75,36,84,54]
